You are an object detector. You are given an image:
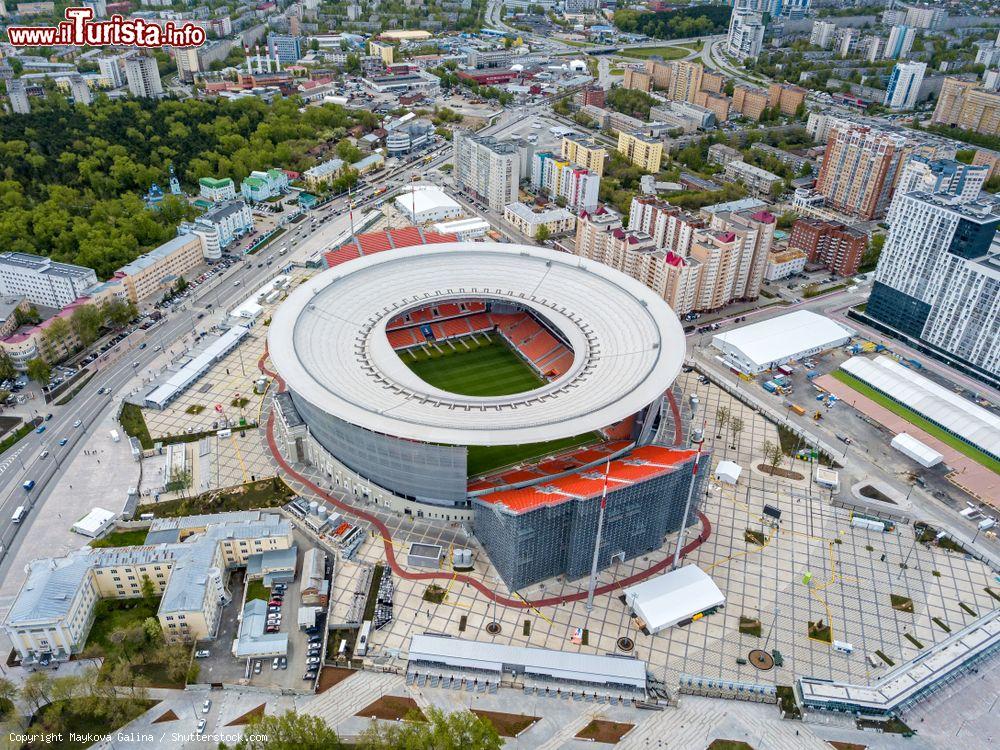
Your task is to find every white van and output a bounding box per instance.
[109,429,121,443]
[833,640,854,654]
[12,506,27,523]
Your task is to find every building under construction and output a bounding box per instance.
[472,446,709,592]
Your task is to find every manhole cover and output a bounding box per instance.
[749,649,774,671]
[617,637,635,652]
[486,622,501,635]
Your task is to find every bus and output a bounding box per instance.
[355,621,372,657]
[12,506,27,523]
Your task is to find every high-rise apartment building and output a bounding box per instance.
[7,80,30,114]
[530,152,600,212]
[814,123,907,219]
[623,68,653,93]
[732,85,769,120]
[788,218,867,277]
[575,85,605,108]
[124,53,163,98]
[810,20,836,49]
[885,61,926,110]
[452,132,521,213]
[835,27,860,58]
[866,191,1000,384]
[727,1,766,61]
[667,60,704,104]
[932,78,1000,137]
[98,55,124,88]
[628,197,705,256]
[173,46,200,83]
[905,4,946,30]
[65,74,92,105]
[767,82,807,115]
[704,207,775,302]
[884,25,916,59]
[561,135,606,178]
[616,132,664,173]
[895,155,988,201]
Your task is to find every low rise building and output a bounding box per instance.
[394,185,462,223]
[765,247,808,280]
[180,201,253,259]
[303,157,345,189]
[708,143,744,167]
[198,177,236,203]
[503,203,575,238]
[723,160,783,197]
[240,168,289,202]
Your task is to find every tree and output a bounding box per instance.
[103,298,137,329]
[21,671,52,713]
[554,194,568,208]
[0,677,17,718]
[715,406,730,439]
[345,53,361,74]
[70,303,103,347]
[358,707,502,750]
[140,574,156,600]
[26,357,51,385]
[729,416,744,450]
[174,275,189,294]
[762,440,783,473]
[0,350,16,381]
[235,711,344,750]
[40,315,72,359]
[534,224,551,243]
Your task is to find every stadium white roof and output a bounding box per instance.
[622,565,725,634]
[408,633,647,689]
[841,356,1000,459]
[712,310,852,373]
[268,243,685,445]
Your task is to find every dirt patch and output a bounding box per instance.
[739,616,762,636]
[757,463,804,480]
[575,719,634,744]
[472,709,539,737]
[152,709,179,723]
[226,703,265,726]
[829,742,867,750]
[890,594,914,613]
[744,529,767,546]
[356,695,426,722]
[317,666,357,693]
[808,620,832,643]
[859,484,896,504]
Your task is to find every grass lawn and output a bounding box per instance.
[402,336,545,397]
[119,402,153,449]
[830,369,1000,473]
[472,709,539,737]
[707,741,755,750]
[575,719,634,743]
[467,432,601,476]
[890,593,914,613]
[85,597,184,688]
[136,476,294,518]
[0,418,42,454]
[90,528,150,548]
[619,44,696,60]
[738,616,762,637]
[246,579,270,603]
[26,699,157,749]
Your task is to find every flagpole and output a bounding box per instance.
[585,459,612,612]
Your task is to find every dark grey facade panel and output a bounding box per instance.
[290,391,469,505]
[865,281,931,340]
[475,453,709,591]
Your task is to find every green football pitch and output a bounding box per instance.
[400,335,545,397]
[399,335,599,475]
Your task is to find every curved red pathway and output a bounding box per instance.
[259,349,710,609]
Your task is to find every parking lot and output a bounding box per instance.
[191,534,332,692]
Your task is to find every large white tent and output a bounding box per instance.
[712,310,853,374]
[715,460,742,485]
[891,432,944,468]
[622,565,725,634]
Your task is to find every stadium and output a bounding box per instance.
[269,242,708,588]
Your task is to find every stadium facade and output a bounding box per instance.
[269,243,706,586]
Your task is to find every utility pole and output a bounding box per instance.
[585,459,612,612]
[673,394,705,570]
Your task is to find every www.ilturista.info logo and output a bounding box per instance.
[7,7,206,48]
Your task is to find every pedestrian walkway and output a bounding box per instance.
[300,669,402,729]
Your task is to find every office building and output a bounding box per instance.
[617,132,663,173]
[932,78,1000,137]
[452,131,520,212]
[885,61,926,110]
[814,123,907,220]
[866,191,1000,384]
[240,169,289,202]
[885,25,916,60]
[727,1,766,61]
[114,234,207,303]
[124,53,163,98]
[7,80,30,114]
[179,200,254,259]
[788,218,867,276]
[267,33,302,64]
[465,48,512,69]
[198,177,236,203]
[896,155,987,201]
[562,135,607,177]
[368,40,394,66]
[503,203,575,239]
[0,253,98,308]
[810,20,836,49]
[97,55,124,88]
[4,512,294,665]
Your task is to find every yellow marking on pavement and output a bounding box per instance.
[230,433,249,484]
[705,527,775,573]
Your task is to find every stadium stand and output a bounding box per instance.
[324,227,457,269]
[467,440,633,490]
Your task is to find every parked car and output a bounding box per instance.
[197,719,206,734]
[202,699,211,714]
[253,660,262,674]
[195,650,211,658]
[73,419,82,428]
[279,657,287,670]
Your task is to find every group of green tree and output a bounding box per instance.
[233,706,503,750]
[613,6,733,41]
[0,96,377,278]
[606,87,659,121]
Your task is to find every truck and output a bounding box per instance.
[806,370,819,380]
[787,403,806,416]
[762,381,779,393]
[109,429,121,443]
[11,506,27,523]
